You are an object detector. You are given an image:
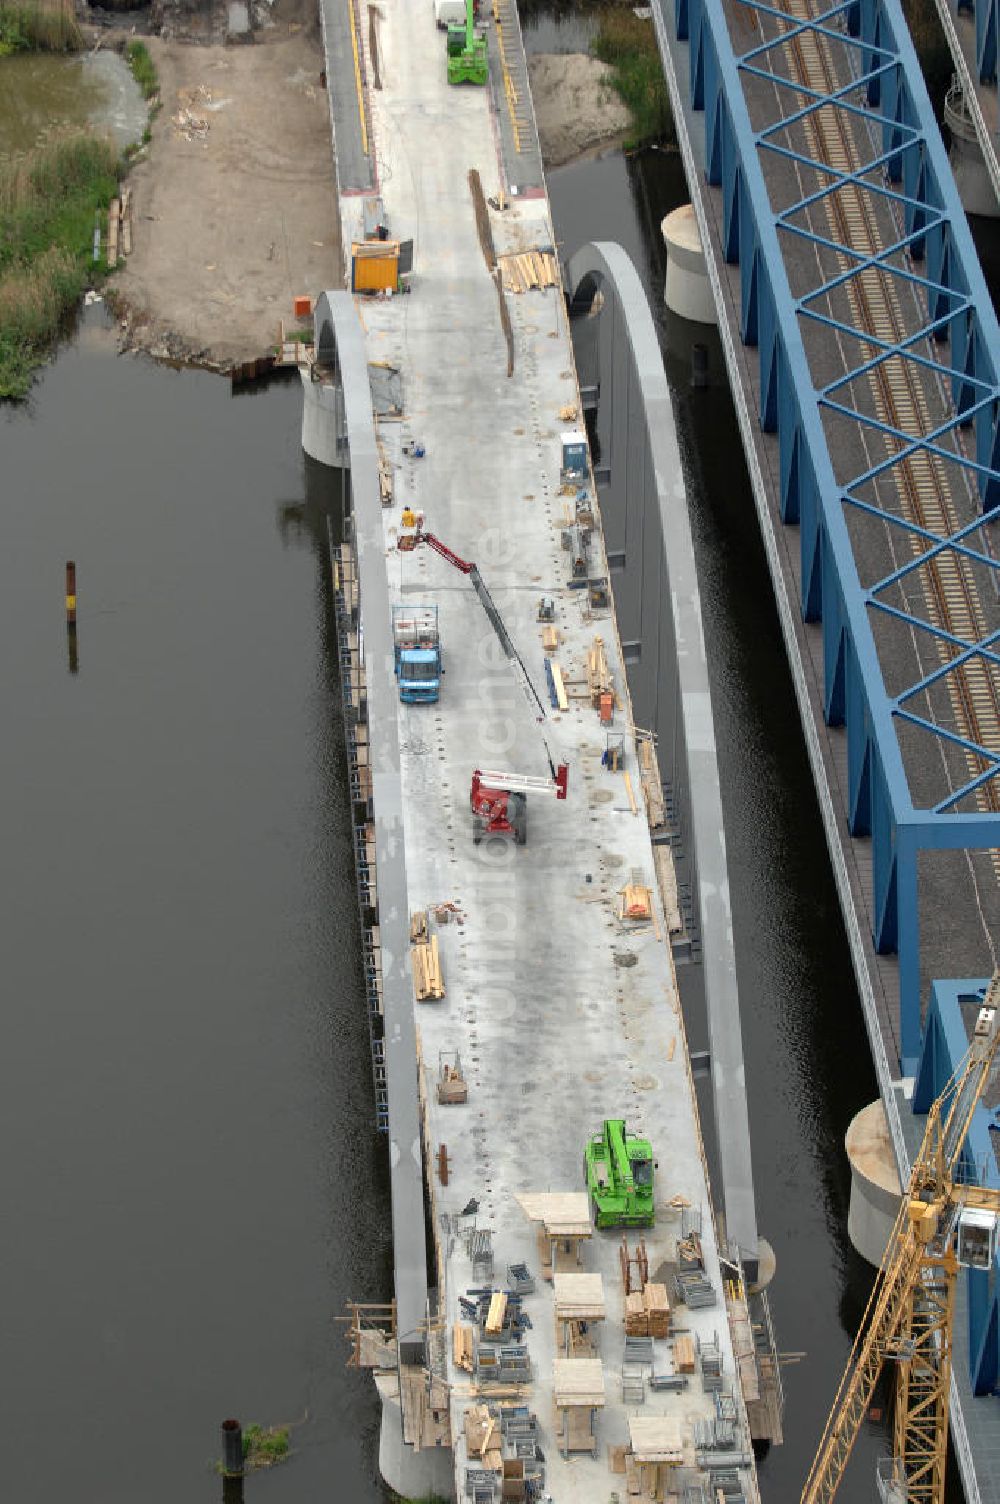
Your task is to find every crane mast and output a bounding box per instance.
[801,973,1000,1504]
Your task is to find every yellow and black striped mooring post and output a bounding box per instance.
[65,560,78,673]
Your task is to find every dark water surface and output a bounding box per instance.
[0,307,390,1503]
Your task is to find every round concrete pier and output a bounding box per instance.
[661,205,717,325]
[748,1236,776,1295]
[375,1374,455,1500]
[944,82,999,220]
[846,1099,902,1267]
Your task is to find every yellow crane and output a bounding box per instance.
[802,970,1000,1504]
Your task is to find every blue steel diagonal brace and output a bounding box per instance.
[669,0,1000,1068]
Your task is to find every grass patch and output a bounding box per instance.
[0,0,81,53]
[125,38,158,100]
[0,135,120,398]
[242,1423,290,1469]
[591,9,673,149]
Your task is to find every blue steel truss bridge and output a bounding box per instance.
[650,0,1000,1489]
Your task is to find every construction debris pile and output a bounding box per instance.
[171,86,217,141]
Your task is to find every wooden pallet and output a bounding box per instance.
[497,250,559,294]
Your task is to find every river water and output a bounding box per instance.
[0,51,147,154]
[0,309,390,1504]
[3,16,993,1503]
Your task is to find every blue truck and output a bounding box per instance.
[392,604,442,703]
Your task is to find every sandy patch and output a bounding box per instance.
[527,52,632,169]
[110,7,341,368]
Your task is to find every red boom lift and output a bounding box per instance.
[398,527,569,844]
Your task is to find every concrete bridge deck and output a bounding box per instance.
[307,3,770,1500]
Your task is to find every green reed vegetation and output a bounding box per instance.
[125,38,157,99]
[0,0,81,54]
[591,8,674,148]
[0,135,120,397]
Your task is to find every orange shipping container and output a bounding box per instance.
[352,242,399,294]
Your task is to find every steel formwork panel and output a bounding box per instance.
[671,0,1000,1065]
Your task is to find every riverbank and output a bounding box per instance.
[107,0,341,370]
[527,51,631,166]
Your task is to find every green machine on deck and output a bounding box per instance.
[584,1119,655,1229]
[446,0,488,85]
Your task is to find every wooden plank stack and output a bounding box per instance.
[624,1291,648,1336]
[620,881,653,921]
[106,188,134,265]
[497,249,560,294]
[643,1282,670,1338]
[463,1402,501,1470]
[485,1292,507,1336]
[638,734,667,828]
[437,1061,467,1104]
[412,934,444,1000]
[673,1334,696,1373]
[586,636,613,708]
[453,1323,475,1372]
[377,445,393,507]
[653,844,684,935]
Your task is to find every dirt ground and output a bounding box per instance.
[527,53,632,168]
[108,0,341,369]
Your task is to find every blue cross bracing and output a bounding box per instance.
[959,0,999,83]
[659,0,1000,1071]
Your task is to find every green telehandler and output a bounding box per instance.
[446,0,488,86]
[584,1118,655,1229]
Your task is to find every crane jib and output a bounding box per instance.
[407,530,558,780]
[468,566,550,727]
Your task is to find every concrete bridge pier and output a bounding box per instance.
[944,81,1000,219]
[375,1376,455,1501]
[662,205,717,324]
[846,1100,902,1267]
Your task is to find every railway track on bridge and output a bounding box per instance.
[766,0,1000,826]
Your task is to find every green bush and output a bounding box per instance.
[125,38,159,100]
[592,10,673,148]
[242,1423,290,1467]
